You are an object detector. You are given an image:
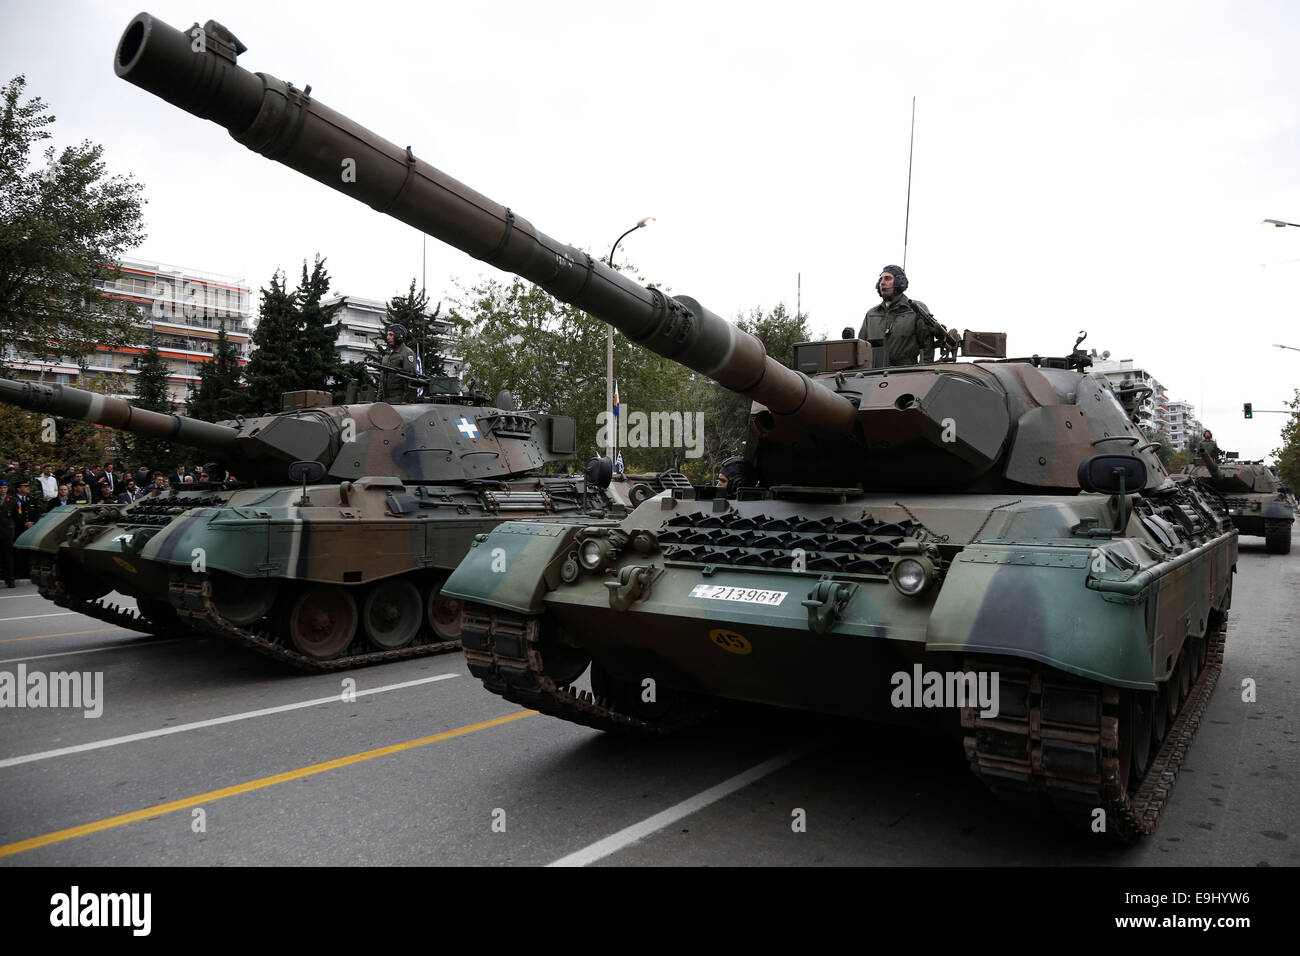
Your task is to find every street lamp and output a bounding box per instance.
[1262,219,1300,227]
[604,217,654,467]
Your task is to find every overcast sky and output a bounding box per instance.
[4,0,1298,459]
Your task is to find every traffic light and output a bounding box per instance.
[1244,402,1253,419]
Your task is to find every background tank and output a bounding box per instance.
[4,377,631,669]
[115,13,1237,839]
[1184,454,1294,554]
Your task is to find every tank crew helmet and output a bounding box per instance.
[876,264,908,297]
[385,323,408,344]
[718,456,751,488]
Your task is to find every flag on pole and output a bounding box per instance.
[615,451,625,474]
[613,380,620,418]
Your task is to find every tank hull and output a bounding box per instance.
[446,481,1236,840]
[18,472,620,670]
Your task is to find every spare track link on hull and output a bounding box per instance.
[961,612,1227,842]
[30,554,190,641]
[166,569,460,672]
[461,605,706,737]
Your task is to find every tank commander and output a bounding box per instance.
[715,456,755,494]
[1195,429,1221,463]
[858,265,954,366]
[378,323,419,403]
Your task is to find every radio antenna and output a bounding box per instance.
[903,96,916,270]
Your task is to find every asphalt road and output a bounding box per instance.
[0,540,1295,867]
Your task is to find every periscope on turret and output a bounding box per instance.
[112,13,1239,841]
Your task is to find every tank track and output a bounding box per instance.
[28,554,190,641]
[461,605,709,737]
[166,569,461,673]
[962,610,1227,842]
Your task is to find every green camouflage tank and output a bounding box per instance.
[5,380,639,670]
[115,12,1237,840]
[1184,454,1293,555]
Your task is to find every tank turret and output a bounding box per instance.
[0,379,578,486]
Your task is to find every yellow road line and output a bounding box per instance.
[0,710,535,859]
[0,627,126,644]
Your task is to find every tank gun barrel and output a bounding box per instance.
[0,379,239,451]
[114,13,856,437]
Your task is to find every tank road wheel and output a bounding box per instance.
[288,585,358,660]
[362,579,422,650]
[1125,691,1154,789]
[210,573,278,627]
[425,574,463,642]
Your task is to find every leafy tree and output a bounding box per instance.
[0,373,129,471]
[1167,449,1192,473]
[1140,423,1175,468]
[1271,388,1300,492]
[241,269,298,415]
[0,75,147,371]
[187,317,244,423]
[452,266,811,481]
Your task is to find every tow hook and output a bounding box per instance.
[605,564,654,611]
[802,578,856,634]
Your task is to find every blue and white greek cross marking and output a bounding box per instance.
[456,417,481,439]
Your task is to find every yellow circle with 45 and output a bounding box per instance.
[709,629,752,655]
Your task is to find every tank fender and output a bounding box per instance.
[927,547,1155,689]
[442,521,583,614]
[1263,501,1294,522]
[14,507,84,554]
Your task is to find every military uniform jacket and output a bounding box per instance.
[858,294,934,367]
[379,344,419,402]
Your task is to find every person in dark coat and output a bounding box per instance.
[0,481,15,587]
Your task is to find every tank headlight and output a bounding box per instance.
[579,538,607,570]
[890,557,932,597]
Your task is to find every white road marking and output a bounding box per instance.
[0,639,180,665]
[0,612,77,622]
[547,747,808,867]
[0,673,459,768]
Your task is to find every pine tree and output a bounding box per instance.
[187,317,244,423]
[295,255,344,394]
[126,334,173,470]
[242,269,298,415]
[386,278,445,378]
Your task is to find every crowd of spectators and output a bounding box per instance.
[0,460,219,587]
